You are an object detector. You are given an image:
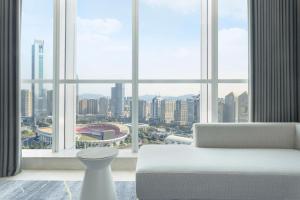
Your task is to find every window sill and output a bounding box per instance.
[21,149,137,171]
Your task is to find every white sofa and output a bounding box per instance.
[136,123,300,200]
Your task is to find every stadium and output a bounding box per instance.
[32,122,130,148]
[75,123,130,145]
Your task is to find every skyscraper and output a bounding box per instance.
[139,100,147,122]
[161,100,176,123]
[238,92,249,122]
[79,99,88,115]
[218,98,225,122]
[145,101,151,121]
[124,97,132,118]
[76,74,79,119]
[98,97,109,116]
[31,40,46,122]
[223,92,236,122]
[111,83,125,118]
[151,96,163,122]
[21,90,32,117]
[87,99,98,115]
[32,40,44,96]
[47,90,53,116]
[187,99,195,124]
[175,100,188,125]
[193,94,200,123]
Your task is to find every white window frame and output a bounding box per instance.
[21,0,249,153]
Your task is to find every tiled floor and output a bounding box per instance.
[0,170,136,181]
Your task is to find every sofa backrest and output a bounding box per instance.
[193,123,297,149]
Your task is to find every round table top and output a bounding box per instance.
[77,147,118,160]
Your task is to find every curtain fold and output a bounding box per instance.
[0,0,21,177]
[250,0,300,122]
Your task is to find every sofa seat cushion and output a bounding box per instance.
[136,145,300,200]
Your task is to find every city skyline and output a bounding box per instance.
[75,83,249,123]
[21,84,248,121]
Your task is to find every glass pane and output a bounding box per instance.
[76,84,132,149]
[138,84,202,145]
[21,84,53,149]
[218,0,248,79]
[21,0,53,80]
[218,84,248,122]
[139,0,201,79]
[76,0,132,79]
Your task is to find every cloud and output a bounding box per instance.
[141,0,247,19]
[219,0,248,21]
[76,17,131,79]
[139,45,201,79]
[77,17,122,36]
[141,0,200,14]
[218,27,248,79]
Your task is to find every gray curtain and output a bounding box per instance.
[0,0,21,177]
[250,0,300,122]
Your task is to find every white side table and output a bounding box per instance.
[77,147,119,200]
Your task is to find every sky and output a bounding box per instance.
[21,0,248,97]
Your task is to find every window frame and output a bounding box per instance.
[21,0,249,153]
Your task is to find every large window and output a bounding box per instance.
[20,0,249,151]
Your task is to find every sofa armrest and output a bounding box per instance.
[296,125,300,149]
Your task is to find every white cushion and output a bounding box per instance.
[194,123,297,149]
[136,145,300,200]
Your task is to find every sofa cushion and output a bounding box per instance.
[136,145,300,200]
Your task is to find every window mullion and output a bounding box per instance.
[132,0,139,153]
[53,0,66,152]
[64,0,77,150]
[209,0,218,123]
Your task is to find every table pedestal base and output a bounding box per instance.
[80,167,117,200]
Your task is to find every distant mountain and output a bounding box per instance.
[139,94,199,101]
[79,94,105,100]
[79,93,199,101]
[139,95,156,101]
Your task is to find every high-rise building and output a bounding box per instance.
[79,99,88,115]
[111,83,124,118]
[193,95,200,123]
[187,99,195,124]
[31,40,46,122]
[21,90,32,117]
[124,97,132,118]
[76,74,79,119]
[79,99,98,115]
[32,40,44,96]
[175,100,188,125]
[47,90,53,116]
[223,92,236,122]
[161,100,176,123]
[218,98,225,122]
[151,96,163,122]
[87,99,98,115]
[139,100,147,122]
[145,101,151,121]
[98,97,109,116]
[238,92,249,122]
